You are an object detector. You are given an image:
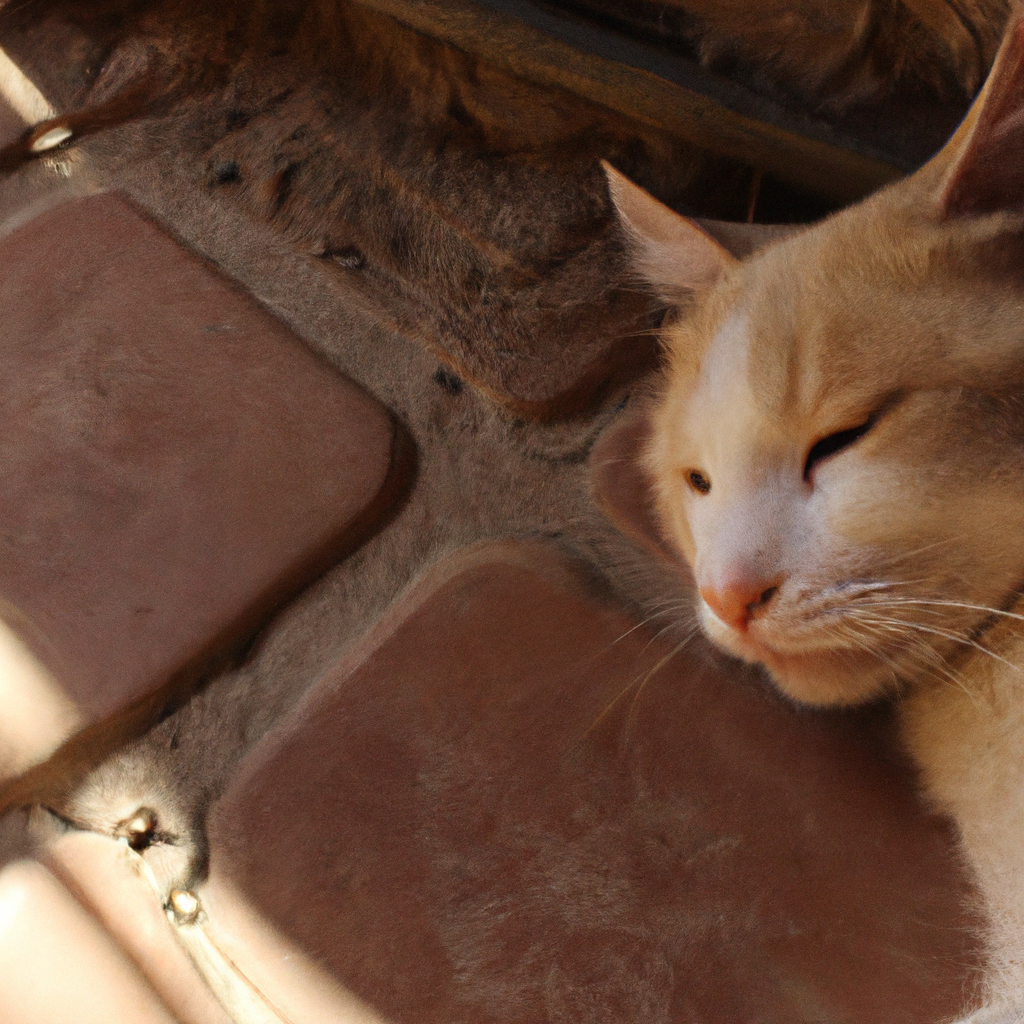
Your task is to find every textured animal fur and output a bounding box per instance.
[609,7,1024,1020]
[4,0,746,417]
[17,0,1011,111]
[4,0,1013,416]
[902,615,1024,1021]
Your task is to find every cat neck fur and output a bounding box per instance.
[902,617,1024,1019]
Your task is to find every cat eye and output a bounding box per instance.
[803,419,873,480]
[687,470,711,494]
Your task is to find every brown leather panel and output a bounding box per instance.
[0,191,405,781]
[209,541,981,1024]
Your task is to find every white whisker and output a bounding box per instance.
[844,614,981,701]
[863,597,1024,624]
[613,603,690,645]
[849,612,1023,676]
[586,625,701,738]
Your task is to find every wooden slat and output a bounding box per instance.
[347,0,903,204]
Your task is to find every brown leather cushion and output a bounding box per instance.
[208,540,980,1024]
[0,191,407,787]
[0,858,177,1024]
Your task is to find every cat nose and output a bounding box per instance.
[699,580,779,631]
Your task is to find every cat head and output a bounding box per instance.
[607,7,1024,706]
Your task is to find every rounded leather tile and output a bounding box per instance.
[0,191,408,788]
[207,541,981,1024]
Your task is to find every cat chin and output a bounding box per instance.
[699,608,892,707]
[757,653,894,708]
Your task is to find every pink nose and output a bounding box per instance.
[699,581,779,631]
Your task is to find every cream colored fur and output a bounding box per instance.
[903,613,1024,1020]
[608,7,1024,1021]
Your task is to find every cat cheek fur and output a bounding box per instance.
[679,399,1024,706]
[620,182,1024,703]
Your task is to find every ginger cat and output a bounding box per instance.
[606,8,1024,1022]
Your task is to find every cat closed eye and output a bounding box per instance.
[803,420,872,480]
[687,470,711,494]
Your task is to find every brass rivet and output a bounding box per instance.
[168,888,201,924]
[117,807,158,850]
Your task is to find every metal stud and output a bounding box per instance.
[168,888,201,925]
[117,807,158,851]
[30,125,73,153]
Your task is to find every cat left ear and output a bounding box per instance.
[936,4,1024,219]
[602,161,736,301]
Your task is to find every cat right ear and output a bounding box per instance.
[602,161,736,302]
[935,4,1024,219]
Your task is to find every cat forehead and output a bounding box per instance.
[686,310,782,459]
[681,251,863,425]
[720,210,929,414]
[669,190,1024,435]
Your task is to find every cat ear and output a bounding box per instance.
[602,161,737,301]
[936,5,1024,219]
